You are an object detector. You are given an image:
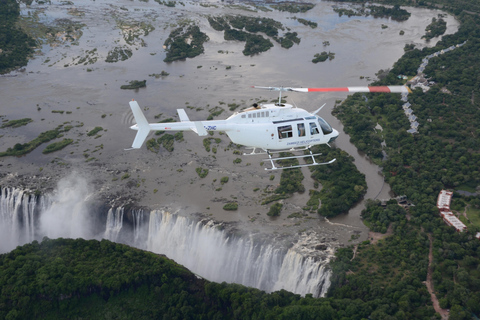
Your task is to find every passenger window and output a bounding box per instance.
[278,125,293,139]
[310,122,319,135]
[297,123,306,137]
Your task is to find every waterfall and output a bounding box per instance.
[145,209,332,297]
[104,207,124,242]
[132,208,146,248]
[0,182,333,297]
[0,187,47,253]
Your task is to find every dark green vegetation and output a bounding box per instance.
[0,238,208,320]
[0,0,36,74]
[220,176,229,184]
[86,126,103,137]
[0,238,431,320]
[333,4,411,21]
[309,147,367,217]
[145,118,183,153]
[154,0,176,7]
[423,17,447,41]
[42,138,73,154]
[222,202,238,211]
[120,80,146,90]
[105,46,133,63]
[270,3,315,13]
[147,132,183,153]
[4,235,468,320]
[261,154,304,207]
[361,199,406,233]
[331,0,480,317]
[329,201,436,319]
[163,25,208,62]
[275,155,306,195]
[195,167,209,178]
[207,15,300,55]
[368,5,411,21]
[1,118,32,128]
[260,149,366,218]
[297,18,318,28]
[0,124,72,157]
[267,202,283,216]
[312,51,335,63]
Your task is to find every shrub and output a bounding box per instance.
[267,203,283,216]
[223,202,238,211]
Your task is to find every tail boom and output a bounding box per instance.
[128,100,228,149]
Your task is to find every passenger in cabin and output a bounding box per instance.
[297,123,306,137]
[310,122,319,135]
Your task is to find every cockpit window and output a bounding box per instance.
[317,116,333,135]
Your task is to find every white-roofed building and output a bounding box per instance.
[437,189,453,211]
[440,212,467,232]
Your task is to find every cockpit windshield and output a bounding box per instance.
[317,116,333,135]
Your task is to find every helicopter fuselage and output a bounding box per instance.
[221,103,338,150]
[140,102,338,151]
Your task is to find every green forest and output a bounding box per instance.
[329,0,480,318]
[0,0,35,73]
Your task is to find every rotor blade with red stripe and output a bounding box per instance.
[288,86,411,93]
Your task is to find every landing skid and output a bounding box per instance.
[263,149,336,171]
[243,147,268,156]
[243,146,310,156]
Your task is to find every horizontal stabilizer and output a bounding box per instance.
[129,100,151,149]
[177,109,190,122]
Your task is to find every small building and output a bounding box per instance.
[437,189,453,211]
[407,128,418,134]
[440,212,467,232]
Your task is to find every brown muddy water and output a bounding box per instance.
[0,0,459,244]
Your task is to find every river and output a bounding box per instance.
[0,0,458,272]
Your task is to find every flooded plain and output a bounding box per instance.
[0,0,459,244]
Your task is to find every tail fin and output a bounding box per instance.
[128,100,151,149]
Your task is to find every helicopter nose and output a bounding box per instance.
[328,129,339,143]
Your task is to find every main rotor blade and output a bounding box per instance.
[288,85,411,93]
[251,86,293,92]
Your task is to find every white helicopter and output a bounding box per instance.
[128,85,410,170]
